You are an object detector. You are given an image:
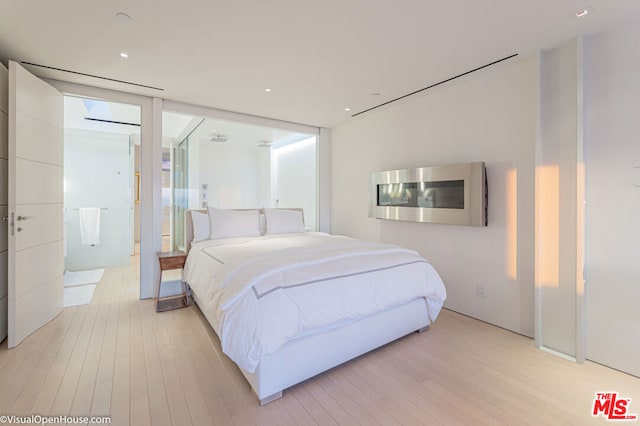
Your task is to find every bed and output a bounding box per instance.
[182,207,447,405]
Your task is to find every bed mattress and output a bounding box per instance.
[183,232,446,373]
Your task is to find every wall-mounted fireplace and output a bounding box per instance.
[369,162,487,226]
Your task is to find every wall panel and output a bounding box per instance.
[584,22,640,377]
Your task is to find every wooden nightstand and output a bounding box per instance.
[156,251,190,312]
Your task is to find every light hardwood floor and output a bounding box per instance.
[1,259,639,425]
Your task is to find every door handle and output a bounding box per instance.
[17,215,32,221]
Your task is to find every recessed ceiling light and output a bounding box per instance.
[120,52,129,58]
[265,88,272,92]
[115,12,132,22]
[575,8,592,18]
[371,92,382,97]
[345,107,351,111]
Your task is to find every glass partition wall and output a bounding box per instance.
[163,112,318,251]
[173,137,189,251]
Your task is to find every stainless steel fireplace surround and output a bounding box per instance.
[369,162,487,226]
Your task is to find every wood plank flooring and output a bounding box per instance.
[1,259,639,425]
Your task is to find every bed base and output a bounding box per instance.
[256,390,283,406]
[226,297,431,405]
[192,290,430,405]
[184,217,433,405]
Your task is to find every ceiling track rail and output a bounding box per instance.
[352,53,518,117]
[21,61,164,91]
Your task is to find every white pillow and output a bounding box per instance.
[207,207,261,239]
[191,211,211,243]
[264,208,305,235]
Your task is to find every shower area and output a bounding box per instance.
[163,112,318,252]
[62,97,140,305]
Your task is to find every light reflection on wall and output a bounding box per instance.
[535,165,559,288]
[506,169,518,280]
[576,162,585,297]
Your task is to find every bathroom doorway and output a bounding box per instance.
[62,96,141,307]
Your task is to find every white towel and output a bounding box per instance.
[79,207,101,246]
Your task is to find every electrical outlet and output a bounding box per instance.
[476,283,486,298]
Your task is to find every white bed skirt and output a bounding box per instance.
[192,288,430,404]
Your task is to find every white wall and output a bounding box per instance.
[64,128,132,270]
[331,55,537,336]
[584,22,640,377]
[0,63,8,342]
[187,135,269,210]
[184,125,317,226]
[200,143,268,209]
[257,148,271,208]
[272,137,317,229]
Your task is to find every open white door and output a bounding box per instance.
[0,63,8,342]
[7,61,64,348]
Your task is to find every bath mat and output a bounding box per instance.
[64,284,96,308]
[63,268,105,287]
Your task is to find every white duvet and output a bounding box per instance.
[183,232,446,373]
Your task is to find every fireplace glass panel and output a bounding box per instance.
[377,180,464,209]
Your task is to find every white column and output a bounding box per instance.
[318,128,331,233]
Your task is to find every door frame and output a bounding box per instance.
[45,78,163,300]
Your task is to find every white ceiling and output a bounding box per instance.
[187,116,309,148]
[2,1,640,128]
[163,111,195,140]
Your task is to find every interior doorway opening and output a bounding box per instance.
[62,96,141,307]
